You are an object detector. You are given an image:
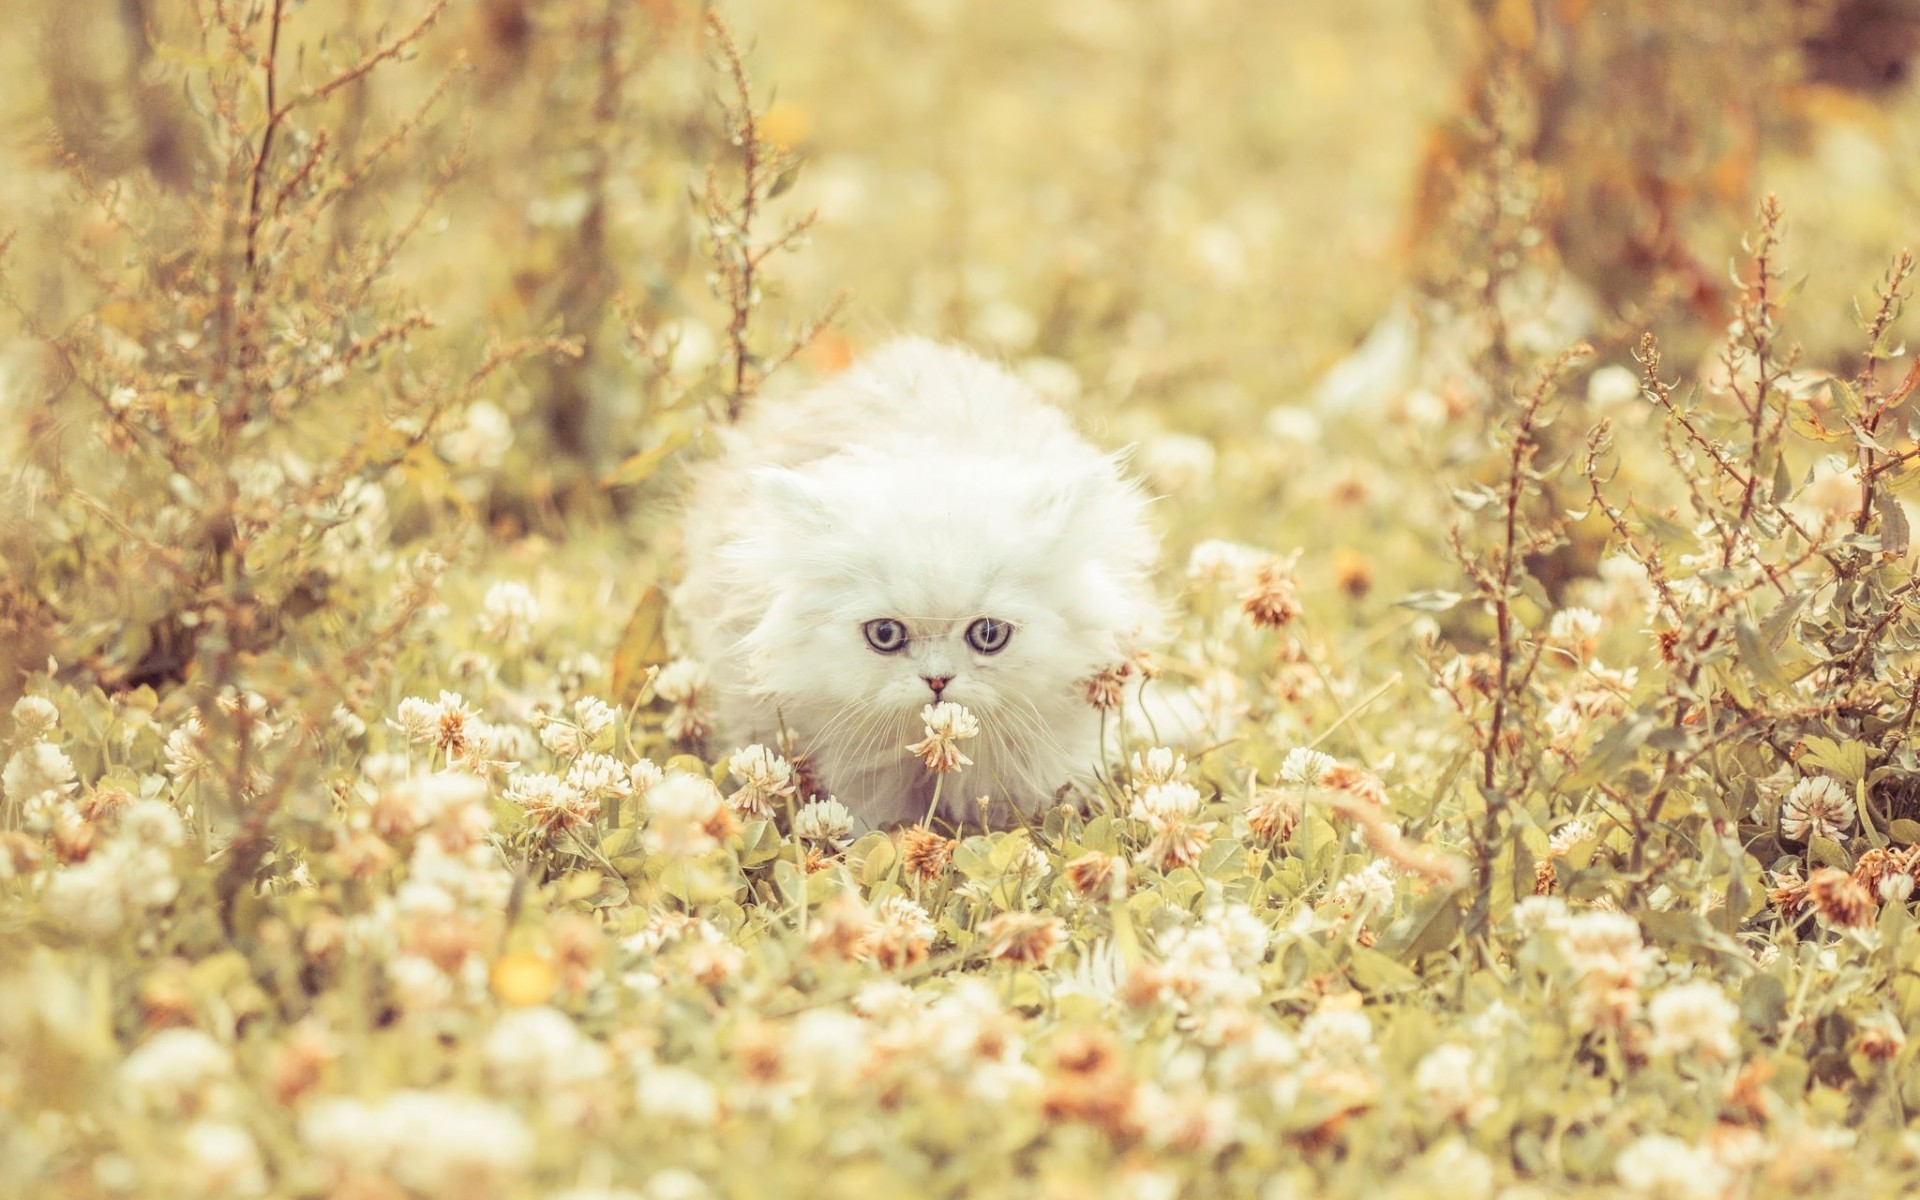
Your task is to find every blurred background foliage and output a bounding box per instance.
[8,0,1920,1195]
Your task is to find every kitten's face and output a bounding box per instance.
[730,450,1156,773]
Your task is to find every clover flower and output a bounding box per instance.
[1780,776,1854,842]
[1083,661,1132,710]
[11,695,58,736]
[793,797,855,844]
[902,826,956,879]
[1646,979,1740,1061]
[1135,812,1215,873]
[1240,556,1302,628]
[642,774,734,857]
[905,702,979,773]
[1413,1044,1494,1120]
[984,911,1066,966]
[1129,779,1203,823]
[1131,747,1187,786]
[727,744,798,817]
[478,580,541,645]
[504,772,599,836]
[1244,787,1302,843]
[1058,850,1122,899]
[3,740,77,810]
[1547,606,1604,662]
[565,752,634,806]
[1278,747,1336,786]
[1613,1135,1727,1200]
[1808,866,1873,928]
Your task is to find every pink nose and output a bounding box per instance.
[923,675,952,697]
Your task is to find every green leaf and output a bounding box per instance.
[1875,491,1911,558]
[1346,945,1419,993]
[1735,617,1790,689]
[1741,972,1789,1036]
[1800,737,1869,784]
[609,586,671,706]
[1808,834,1852,871]
[1383,888,1463,962]
[1889,819,1920,846]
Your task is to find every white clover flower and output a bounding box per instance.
[539,719,585,759]
[1587,364,1642,408]
[439,399,514,469]
[303,1090,533,1198]
[653,660,705,706]
[1131,747,1188,787]
[1279,747,1336,786]
[726,744,796,818]
[3,740,76,807]
[1547,607,1604,660]
[392,696,439,744]
[11,695,58,736]
[643,774,729,857]
[121,1029,233,1113]
[478,581,541,645]
[566,752,634,806]
[1129,779,1204,823]
[1414,1043,1493,1120]
[182,1120,267,1197]
[1614,1134,1728,1200]
[1202,902,1272,967]
[1328,859,1397,918]
[1185,539,1268,589]
[503,772,598,836]
[1137,432,1217,496]
[1512,895,1570,937]
[43,855,130,937]
[630,758,665,796]
[1646,979,1740,1061]
[905,702,981,773]
[120,799,186,848]
[635,1065,720,1125]
[483,1007,609,1095]
[575,695,618,740]
[1780,776,1855,842]
[1300,1007,1373,1060]
[793,797,854,843]
[1548,819,1594,857]
[784,1009,870,1089]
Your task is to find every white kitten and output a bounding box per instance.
[676,338,1161,826]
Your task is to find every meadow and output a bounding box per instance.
[6,1,1920,1196]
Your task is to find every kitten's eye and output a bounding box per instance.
[965,617,1013,655]
[863,618,909,654]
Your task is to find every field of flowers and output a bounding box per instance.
[8,1,1920,1197]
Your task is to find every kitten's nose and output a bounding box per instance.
[923,675,952,698]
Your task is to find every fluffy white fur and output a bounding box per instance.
[676,338,1160,826]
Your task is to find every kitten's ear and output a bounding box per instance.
[749,467,834,531]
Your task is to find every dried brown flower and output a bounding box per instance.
[1855,1017,1905,1063]
[1245,788,1302,843]
[1533,857,1558,896]
[983,911,1065,967]
[1062,850,1126,898]
[1768,871,1810,919]
[1321,763,1388,809]
[1241,559,1302,628]
[1807,867,1874,928]
[1083,661,1133,710]
[901,826,955,880]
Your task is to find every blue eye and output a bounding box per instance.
[863,618,909,654]
[966,617,1012,654]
